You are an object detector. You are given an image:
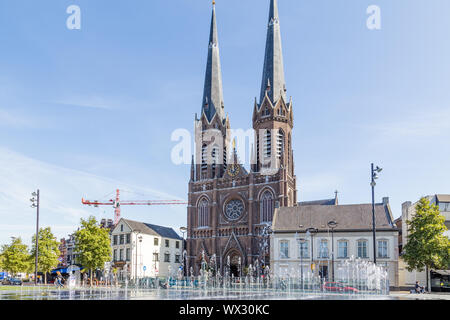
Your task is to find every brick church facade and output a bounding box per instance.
[187,0,297,276]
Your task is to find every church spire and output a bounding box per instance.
[202,1,225,123]
[259,0,286,106]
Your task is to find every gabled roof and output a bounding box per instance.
[273,203,397,233]
[143,223,183,240]
[298,198,337,206]
[121,219,182,240]
[436,194,450,203]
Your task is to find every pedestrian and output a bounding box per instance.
[415,281,425,293]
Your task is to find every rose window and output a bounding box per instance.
[224,199,244,220]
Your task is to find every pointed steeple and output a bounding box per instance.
[202,2,225,123]
[259,0,286,106]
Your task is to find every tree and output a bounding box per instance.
[403,197,450,290]
[1,237,31,276]
[30,227,61,284]
[74,216,111,285]
[0,251,5,271]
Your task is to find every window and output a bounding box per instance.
[119,234,124,245]
[154,238,159,246]
[377,240,388,258]
[263,130,272,158]
[263,107,270,117]
[439,202,450,212]
[126,234,131,244]
[164,253,170,263]
[201,144,207,173]
[319,240,329,259]
[260,191,274,223]
[120,225,123,232]
[276,129,285,159]
[113,249,117,261]
[198,198,209,227]
[299,240,309,258]
[176,241,180,249]
[113,235,118,246]
[126,248,130,261]
[357,240,368,258]
[338,241,348,259]
[153,253,159,262]
[211,146,219,177]
[165,239,170,248]
[119,249,123,261]
[175,254,181,263]
[280,241,289,259]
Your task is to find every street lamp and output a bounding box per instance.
[327,220,338,282]
[30,190,39,286]
[180,227,187,247]
[371,163,383,265]
[306,227,318,274]
[296,227,306,289]
[180,227,187,276]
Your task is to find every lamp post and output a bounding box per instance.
[371,163,382,265]
[134,233,142,283]
[180,227,187,276]
[327,220,338,282]
[30,190,39,286]
[296,227,306,289]
[306,227,318,274]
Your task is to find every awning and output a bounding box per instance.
[51,268,68,274]
[431,270,450,276]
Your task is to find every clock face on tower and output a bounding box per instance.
[227,164,240,178]
[224,199,244,221]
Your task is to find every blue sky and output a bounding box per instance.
[0,0,449,246]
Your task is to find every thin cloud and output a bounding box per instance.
[370,108,450,139]
[0,147,184,245]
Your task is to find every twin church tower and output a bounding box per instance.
[187,0,298,275]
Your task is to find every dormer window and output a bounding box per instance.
[263,107,270,117]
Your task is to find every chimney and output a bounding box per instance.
[382,197,389,205]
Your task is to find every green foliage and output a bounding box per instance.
[30,227,61,283]
[0,237,31,275]
[74,216,111,275]
[0,251,4,271]
[403,197,450,272]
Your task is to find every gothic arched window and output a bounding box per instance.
[198,198,209,227]
[277,129,285,159]
[264,130,272,159]
[211,146,219,177]
[260,190,274,223]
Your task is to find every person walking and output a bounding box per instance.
[415,281,425,293]
[55,272,64,288]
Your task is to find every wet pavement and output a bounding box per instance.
[0,287,399,300]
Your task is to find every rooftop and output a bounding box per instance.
[122,219,183,240]
[273,203,397,233]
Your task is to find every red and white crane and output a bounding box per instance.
[82,189,187,225]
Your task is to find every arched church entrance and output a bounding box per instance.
[224,250,243,278]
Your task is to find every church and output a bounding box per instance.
[187,0,297,276]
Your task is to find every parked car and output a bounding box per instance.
[2,278,23,286]
[323,282,358,293]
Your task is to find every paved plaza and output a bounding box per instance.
[0,286,448,300]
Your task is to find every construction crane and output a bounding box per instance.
[82,189,187,225]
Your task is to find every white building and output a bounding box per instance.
[399,194,450,291]
[271,198,399,288]
[110,219,183,279]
